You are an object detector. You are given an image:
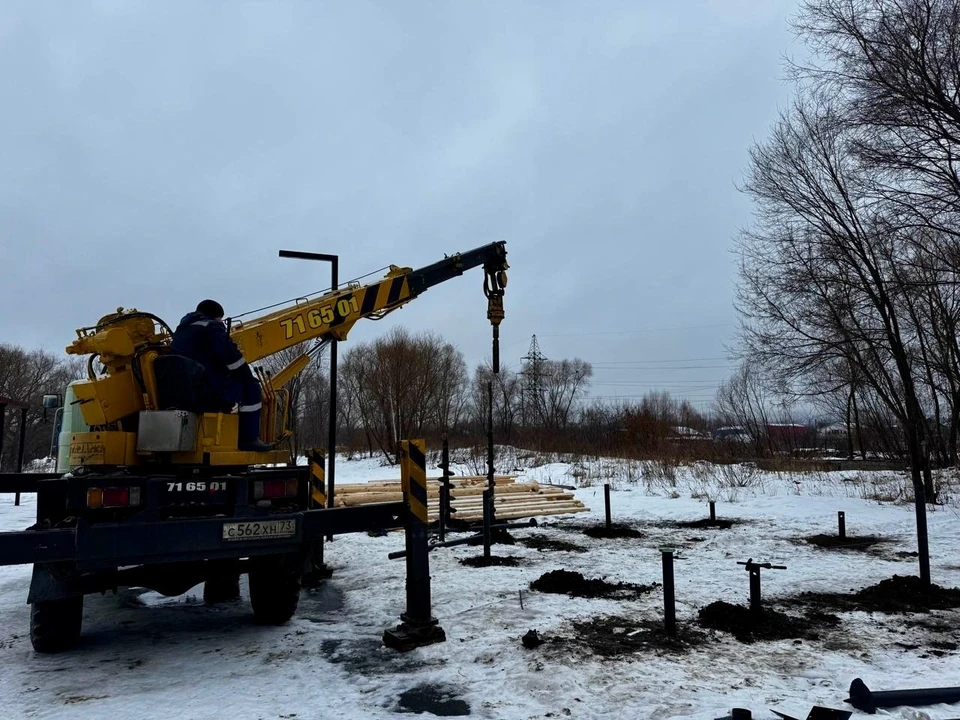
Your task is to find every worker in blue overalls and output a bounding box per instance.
[169,299,271,452]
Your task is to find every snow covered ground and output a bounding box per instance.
[2,450,960,719]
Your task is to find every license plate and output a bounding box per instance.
[222,519,296,541]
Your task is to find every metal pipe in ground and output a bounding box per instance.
[660,548,676,637]
[0,403,6,473]
[439,437,451,543]
[748,566,762,613]
[604,483,611,530]
[838,510,846,538]
[709,500,716,522]
[482,489,492,559]
[15,407,26,506]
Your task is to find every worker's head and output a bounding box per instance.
[196,299,225,320]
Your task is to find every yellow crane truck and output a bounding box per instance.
[0,240,508,653]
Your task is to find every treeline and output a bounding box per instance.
[729,0,960,501]
[278,326,727,463]
[0,344,83,471]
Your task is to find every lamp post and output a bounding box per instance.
[278,250,339,537]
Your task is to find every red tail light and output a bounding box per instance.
[87,486,141,509]
[102,487,129,507]
[253,479,299,500]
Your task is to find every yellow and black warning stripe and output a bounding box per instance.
[359,275,411,315]
[400,439,428,523]
[309,448,326,508]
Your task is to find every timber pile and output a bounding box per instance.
[330,474,588,522]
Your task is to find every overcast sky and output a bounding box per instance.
[0,0,805,410]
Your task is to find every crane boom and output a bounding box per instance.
[230,241,508,367]
[62,240,508,450]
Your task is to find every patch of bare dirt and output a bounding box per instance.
[459,555,522,567]
[675,518,737,529]
[529,569,658,599]
[559,615,711,657]
[517,534,587,553]
[582,523,645,539]
[803,533,891,550]
[697,601,840,643]
[783,574,960,614]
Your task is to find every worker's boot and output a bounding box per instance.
[240,439,273,452]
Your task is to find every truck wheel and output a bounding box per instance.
[30,596,83,653]
[248,558,301,625]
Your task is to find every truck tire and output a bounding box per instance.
[248,557,301,625]
[30,596,83,653]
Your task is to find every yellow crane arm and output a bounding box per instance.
[229,241,508,368]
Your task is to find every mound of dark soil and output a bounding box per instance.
[583,523,645,539]
[804,533,889,550]
[786,574,960,614]
[565,615,710,657]
[529,569,658,599]
[465,528,517,546]
[697,600,837,643]
[675,518,736,529]
[517,535,587,553]
[458,555,521,567]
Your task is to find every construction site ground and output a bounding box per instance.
[1,450,960,719]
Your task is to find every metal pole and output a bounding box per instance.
[914,482,931,587]
[0,402,6,473]
[439,437,450,542]
[604,483,611,530]
[838,511,846,539]
[15,407,27,506]
[277,248,339,540]
[661,548,676,637]
[486,380,495,524]
[709,501,716,523]
[327,257,338,541]
[748,565,762,614]
[482,489,492,559]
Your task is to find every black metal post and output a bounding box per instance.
[838,511,846,539]
[327,259,338,542]
[604,483,611,530]
[277,248,339,541]
[737,559,786,614]
[15,407,27,506]
[439,437,450,542]
[660,548,676,637]
[748,565,761,613]
[486,380,495,525]
[482,489,492,559]
[0,402,6,474]
[709,500,716,523]
[914,481,931,587]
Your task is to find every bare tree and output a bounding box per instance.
[338,326,469,463]
[736,78,937,582]
[794,0,960,252]
[539,358,592,430]
[0,344,84,470]
[469,362,521,438]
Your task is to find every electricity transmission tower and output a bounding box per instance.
[520,334,547,427]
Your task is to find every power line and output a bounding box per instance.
[534,323,734,338]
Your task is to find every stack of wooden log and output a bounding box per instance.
[330,474,588,523]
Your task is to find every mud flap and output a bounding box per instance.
[27,563,84,603]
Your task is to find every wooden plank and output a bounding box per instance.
[454,506,590,521]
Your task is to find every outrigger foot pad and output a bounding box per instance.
[383,615,446,652]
